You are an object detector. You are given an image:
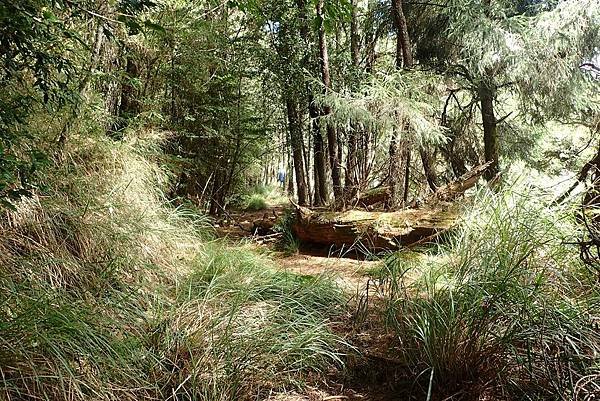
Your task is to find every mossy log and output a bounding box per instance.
[356,186,391,208]
[293,205,458,251]
[292,163,491,251]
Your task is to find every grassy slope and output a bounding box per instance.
[0,130,346,401]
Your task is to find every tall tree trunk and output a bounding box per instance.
[386,0,413,209]
[310,95,328,205]
[479,83,499,181]
[317,0,342,201]
[387,129,406,209]
[297,0,327,205]
[286,97,309,205]
[364,0,377,73]
[350,0,360,69]
[420,148,438,191]
[346,3,360,199]
[303,126,312,203]
[403,148,411,204]
[287,155,295,196]
[390,0,413,69]
[110,52,140,136]
[119,55,140,117]
[345,125,358,199]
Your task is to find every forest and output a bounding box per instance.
[1,0,599,400]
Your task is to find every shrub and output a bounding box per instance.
[0,129,346,400]
[273,209,301,254]
[380,184,600,400]
[245,193,267,211]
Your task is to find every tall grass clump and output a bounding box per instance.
[149,243,345,400]
[0,124,346,400]
[273,209,301,254]
[245,193,268,211]
[381,183,600,400]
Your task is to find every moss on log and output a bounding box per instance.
[293,204,458,251]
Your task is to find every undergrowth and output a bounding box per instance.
[378,183,600,400]
[245,193,268,211]
[0,128,345,400]
[273,209,300,255]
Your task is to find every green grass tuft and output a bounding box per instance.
[378,183,600,400]
[0,127,346,401]
[244,193,268,211]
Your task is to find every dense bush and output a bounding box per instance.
[0,130,345,400]
[379,184,600,400]
[245,193,268,211]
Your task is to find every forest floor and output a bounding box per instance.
[216,205,413,401]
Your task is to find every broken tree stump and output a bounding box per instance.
[427,161,492,203]
[343,162,491,211]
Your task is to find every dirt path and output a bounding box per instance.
[278,253,378,291]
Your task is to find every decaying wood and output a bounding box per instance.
[254,232,283,245]
[344,162,490,211]
[252,210,282,235]
[425,161,492,203]
[356,186,391,208]
[293,205,458,250]
[293,163,491,251]
[252,218,276,235]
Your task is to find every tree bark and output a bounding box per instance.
[403,148,411,204]
[387,128,407,209]
[302,124,312,202]
[287,155,295,196]
[364,0,378,73]
[345,126,358,199]
[479,83,499,181]
[310,95,328,205]
[350,0,360,69]
[390,0,413,69]
[420,148,438,191]
[317,0,343,201]
[286,97,309,205]
[119,55,140,117]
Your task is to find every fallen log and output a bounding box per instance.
[293,204,458,251]
[292,163,490,251]
[427,161,492,203]
[346,162,491,210]
[356,186,391,208]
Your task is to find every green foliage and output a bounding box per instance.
[2,0,600,399]
[141,0,273,209]
[273,209,301,254]
[245,193,268,211]
[380,184,600,399]
[0,127,346,400]
[0,0,80,206]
